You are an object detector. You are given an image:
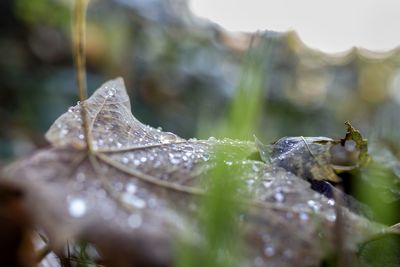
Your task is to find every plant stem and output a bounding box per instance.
[74,0,88,102]
[73,0,93,152]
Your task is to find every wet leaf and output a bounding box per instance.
[257,122,370,184]
[341,121,370,167]
[1,78,387,267]
[258,136,341,182]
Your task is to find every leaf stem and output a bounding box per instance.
[73,0,93,152]
[74,0,88,102]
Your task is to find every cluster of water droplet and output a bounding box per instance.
[8,78,383,267]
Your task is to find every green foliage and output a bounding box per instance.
[359,233,400,267]
[357,161,399,225]
[76,242,96,267]
[223,34,274,140]
[175,35,273,267]
[197,36,270,267]
[176,146,248,267]
[14,0,70,28]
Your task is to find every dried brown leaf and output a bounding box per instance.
[1,78,386,267]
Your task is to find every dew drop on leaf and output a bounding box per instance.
[299,212,309,221]
[326,211,337,222]
[122,193,146,209]
[126,183,137,194]
[68,198,87,218]
[274,191,285,202]
[106,88,116,97]
[128,214,142,229]
[307,200,321,211]
[264,245,276,257]
[160,132,177,144]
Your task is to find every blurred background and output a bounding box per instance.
[1,0,400,167]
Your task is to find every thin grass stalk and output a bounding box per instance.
[73,0,93,152]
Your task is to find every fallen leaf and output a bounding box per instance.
[1,78,388,267]
[257,136,341,182]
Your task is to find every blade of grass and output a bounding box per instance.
[226,32,274,140]
[176,33,274,267]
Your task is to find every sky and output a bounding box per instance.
[189,0,400,53]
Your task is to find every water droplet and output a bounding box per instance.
[264,245,275,257]
[98,139,104,146]
[160,132,177,144]
[202,154,210,162]
[60,128,69,136]
[307,200,321,211]
[78,134,84,140]
[274,191,285,202]
[122,194,146,209]
[345,140,357,152]
[208,136,217,142]
[122,157,129,164]
[140,157,147,163]
[68,198,87,218]
[327,199,335,206]
[132,198,146,209]
[326,210,337,222]
[107,88,116,97]
[263,180,273,188]
[128,214,142,229]
[126,183,137,194]
[171,158,180,164]
[299,212,309,221]
[169,153,180,164]
[252,164,260,172]
[225,161,233,166]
